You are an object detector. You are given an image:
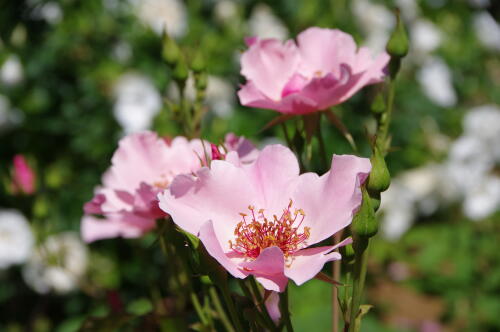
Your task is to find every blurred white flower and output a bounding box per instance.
[463,176,500,220]
[38,2,63,25]
[396,0,419,21]
[417,57,457,107]
[133,0,187,38]
[353,0,394,54]
[23,232,88,294]
[214,0,238,24]
[248,4,288,40]
[113,72,162,134]
[468,0,491,8]
[380,164,451,240]
[112,41,132,63]
[0,210,34,269]
[380,181,417,240]
[463,105,500,147]
[473,12,500,52]
[0,54,24,86]
[168,75,235,118]
[411,19,442,59]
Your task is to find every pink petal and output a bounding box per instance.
[291,155,371,244]
[285,237,352,285]
[12,154,36,194]
[265,291,281,323]
[158,164,258,249]
[240,246,288,292]
[281,73,309,98]
[246,145,300,214]
[81,215,143,243]
[241,39,301,101]
[198,220,247,278]
[238,81,317,114]
[297,27,358,78]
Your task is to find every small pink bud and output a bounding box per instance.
[211,143,224,160]
[12,154,36,195]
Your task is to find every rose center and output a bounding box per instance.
[229,200,310,260]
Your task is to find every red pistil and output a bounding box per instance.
[229,200,310,260]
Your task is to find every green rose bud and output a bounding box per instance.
[351,187,378,239]
[367,145,391,194]
[386,9,409,59]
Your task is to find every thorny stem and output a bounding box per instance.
[209,287,235,332]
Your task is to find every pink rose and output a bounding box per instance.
[238,27,390,114]
[11,154,36,195]
[158,145,371,291]
[82,131,258,242]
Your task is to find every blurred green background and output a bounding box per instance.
[1,0,499,331]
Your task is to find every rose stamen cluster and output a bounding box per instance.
[229,201,310,261]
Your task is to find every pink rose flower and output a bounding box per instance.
[82,131,258,243]
[158,145,370,291]
[81,131,212,242]
[238,27,390,115]
[11,154,36,195]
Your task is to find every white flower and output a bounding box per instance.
[0,54,23,86]
[112,41,132,63]
[474,12,500,52]
[463,176,500,220]
[23,232,88,294]
[463,105,500,148]
[468,0,490,8]
[410,19,442,58]
[380,164,450,240]
[353,0,394,54]
[417,57,457,107]
[133,0,187,38]
[214,0,238,24]
[380,181,417,240]
[248,4,288,40]
[0,210,34,269]
[446,135,493,192]
[396,0,419,21]
[113,72,162,134]
[168,75,235,118]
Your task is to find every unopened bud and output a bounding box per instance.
[194,72,208,91]
[386,9,409,59]
[173,58,189,83]
[190,51,206,73]
[340,243,355,265]
[370,191,381,212]
[162,33,181,66]
[371,92,386,115]
[367,145,391,194]
[351,188,378,238]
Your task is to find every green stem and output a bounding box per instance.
[347,239,370,332]
[332,232,342,332]
[281,122,293,149]
[248,278,278,331]
[209,287,235,332]
[220,284,244,332]
[378,80,396,154]
[191,291,209,326]
[316,115,328,171]
[279,289,294,332]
